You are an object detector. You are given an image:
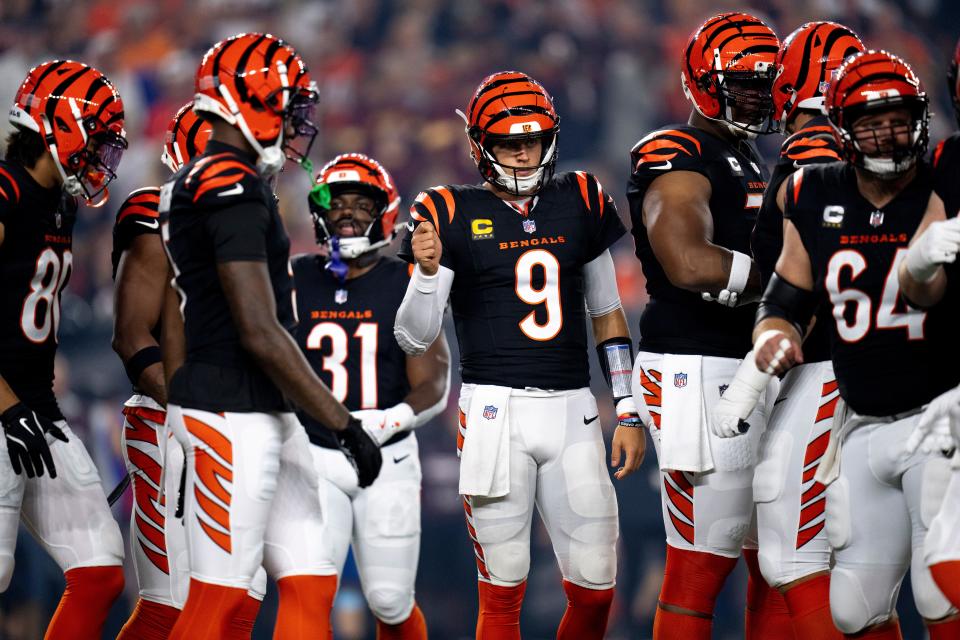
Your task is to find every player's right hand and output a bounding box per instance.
[906,385,960,459]
[411,221,441,276]
[710,350,771,438]
[753,330,802,376]
[0,403,68,479]
[336,417,383,488]
[905,217,960,282]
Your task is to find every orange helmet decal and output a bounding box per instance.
[194,32,318,176]
[162,103,212,173]
[309,153,401,259]
[772,22,864,129]
[681,12,780,136]
[826,50,929,176]
[460,71,560,196]
[9,59,126,206]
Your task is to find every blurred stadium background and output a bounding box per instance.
[0,0,957,638]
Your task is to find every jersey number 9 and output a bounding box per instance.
[515,249,563,341]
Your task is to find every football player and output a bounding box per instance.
[112,104,268,638]
[626,13,786,639]
[292,153,450,639]
[713,21,864,639]
[750,50,960,638]
[897,36,960,612]
[394,71,645,640]
[159,34,381,640]
[0,60,127,638]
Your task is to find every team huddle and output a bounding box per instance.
[0,10,958,640]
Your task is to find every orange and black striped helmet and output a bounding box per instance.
[161,103,212,173]
[194,32,318,176]
[309,153,401,259]
[826,50,929,177]
[772,22,864,131]
[948,35,960,127]
[458,71,560,196]
[9,59,126,206]
[681,12,780,137]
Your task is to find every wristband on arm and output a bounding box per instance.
[124,346,162,387]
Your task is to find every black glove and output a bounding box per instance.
[335,417,382,488]
[0,403,68,479]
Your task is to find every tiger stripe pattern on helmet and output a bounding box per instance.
[462,71,560,195]
[772,22,864,129]
[162,103,212,173]
[681,12,779,131]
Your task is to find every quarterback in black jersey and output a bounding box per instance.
[899,37,960,616]
[753,51,960,637]
[711,22,864,636]
[159,34,380,639]
[291,153,449,637]
[0,60,127,637]
[395,71,643,639]
[626,13,783,638]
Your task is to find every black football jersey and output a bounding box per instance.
[111,186,161,278]
[627,125,770,358]
[753,116,841,363]
[160,140,296,413]
[292,255,413,448]
[398,172,626,390]
[784,162,960,416]
[0,161,77,421]
[932,133,960,219]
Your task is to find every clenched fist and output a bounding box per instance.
[412,221,442,276]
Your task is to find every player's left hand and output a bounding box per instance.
[611,399,646,480]
[336,417,383,488]
[906,386,960,458]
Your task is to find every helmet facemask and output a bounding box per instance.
[310,185,391,260]
[695,61,777,138]
[834,99,929,180]
[465,119,559,197]
[46,112,127,207]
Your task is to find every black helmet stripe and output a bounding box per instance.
[475,90,549,124]
[233,34,268,103]
[45,65,93,131]
[469,75,533,112]
[185,116,205,157]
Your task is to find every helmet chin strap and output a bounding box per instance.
[216,82,286,177]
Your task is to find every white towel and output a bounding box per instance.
[658,354,715,473]
[459,385,512,497]
[814,396,850,486]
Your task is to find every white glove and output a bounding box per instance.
[701,290,739,307]
[904,217,960,282]
[905,386,960,458]
[351,403,416,447]
[710,351,771,438]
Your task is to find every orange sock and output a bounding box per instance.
[477,580,526,640]
[927,615,960,640]
[653,545,738,640]
[783,574,842,639]
[169,578,250,640]
[845,620,902,639]
[930,560,960,610]
[743,549,795,640]
[117,598,181,640]
[376,603,427,639]
[653,606,712,639]
[275,574,337,640]
[45,565,124,640]
[557,580,613,640]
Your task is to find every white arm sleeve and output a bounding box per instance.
[394,264,454,356]
[583,249,623,318]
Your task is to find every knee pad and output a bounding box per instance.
[565,521,618,587]
[825,476,851,550]
[829,566,898,634]
[912,550,956,621]
[0,553,13,592]
[753,430,792,504]
[483,541,530,585]
[705,517,752,557]
[365,585,414,625]
[659,546,738,614]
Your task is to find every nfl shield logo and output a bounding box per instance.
[674,373,688,388]
[483,405,498,420]
[334,288,348,304]
[522,218,536,234]
[869,210,884,228]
